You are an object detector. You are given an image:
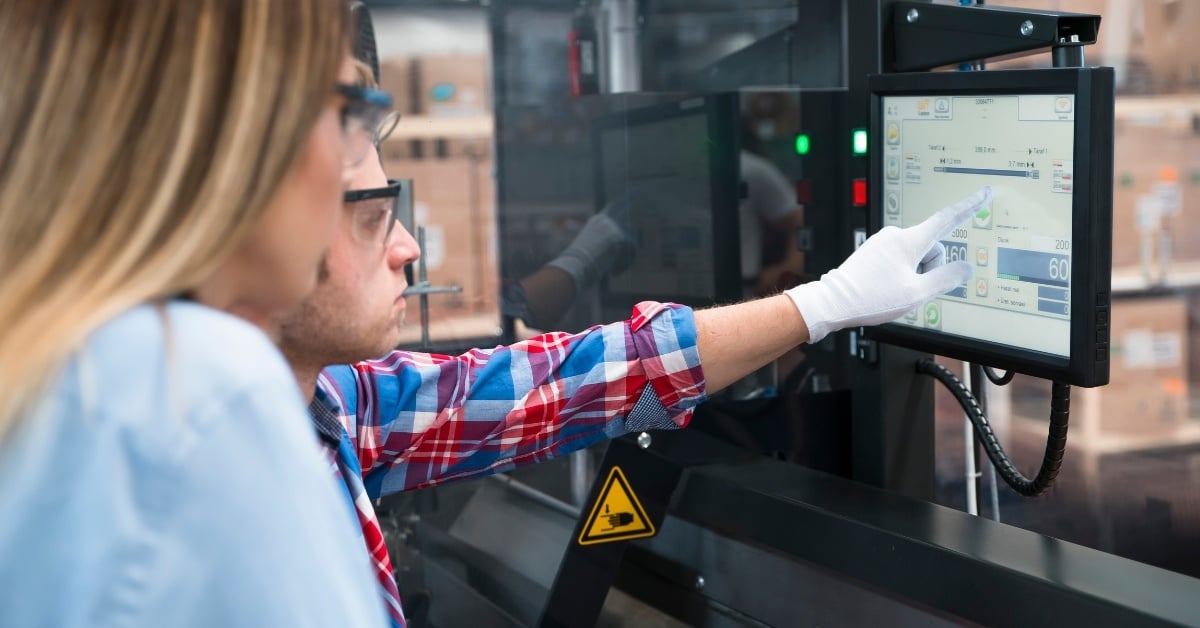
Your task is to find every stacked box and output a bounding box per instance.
[1101,296,1190,435]
[1010,296,1190,449]
[372,54,498,337]
[416,54,490,117]
[1111,102,1200,269]
[378,57,415,115]
[381,158,498,323]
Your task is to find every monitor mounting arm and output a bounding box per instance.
[889,2,1100,72]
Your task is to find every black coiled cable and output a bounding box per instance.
[982,366,1015,386]
[916,359,1070,497]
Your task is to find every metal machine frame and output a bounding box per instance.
[540,429,1200,627]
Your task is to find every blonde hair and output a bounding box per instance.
[0,0,349,441]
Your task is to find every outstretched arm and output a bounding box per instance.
[327,187,989,495]
[320,301,705,497]
[694,294,809,394]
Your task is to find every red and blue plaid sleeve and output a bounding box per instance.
[317,301,706,498]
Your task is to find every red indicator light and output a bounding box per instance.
[852,178,868,207]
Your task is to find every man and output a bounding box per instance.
[279,117,989,626]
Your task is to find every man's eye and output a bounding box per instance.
[359,207,388,231]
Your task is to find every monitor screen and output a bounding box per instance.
[881,93,1075,357]
[591,95,741,307]
[867,69,1113,387]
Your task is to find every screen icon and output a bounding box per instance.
[975,278,989,297]
[924,302,942,329]
[886,157,900,181]
[886,192,900,215]
[973,203,993,229]
[1054,96,1073,113]
[886,122,900,145]
[935,98,950,113]
[976,247,989,266]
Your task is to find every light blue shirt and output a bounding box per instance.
[0,302,388,628]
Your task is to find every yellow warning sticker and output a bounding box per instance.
[577,466,656,546]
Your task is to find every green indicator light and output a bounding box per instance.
[852,129,868,155]
[795,133,811,155]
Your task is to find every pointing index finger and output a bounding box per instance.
[907,186,993,246]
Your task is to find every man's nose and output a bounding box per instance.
[386,221,421,271]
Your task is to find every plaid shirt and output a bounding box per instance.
[310,301,706,626]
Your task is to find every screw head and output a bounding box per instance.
[1020,20,1035,37]
[906,8,919,23]
[694,575,706,590]
[637,432,652,449]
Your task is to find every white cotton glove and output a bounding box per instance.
[785,186,992,343]
[547,192,636,291]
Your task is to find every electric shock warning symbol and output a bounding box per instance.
[577,466,656,546]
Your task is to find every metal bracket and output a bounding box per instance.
[891,2,1100,72]
[405,226,463,348]
[395,178,464,348]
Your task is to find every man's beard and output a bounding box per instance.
[316,253,331,283]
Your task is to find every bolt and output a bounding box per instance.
[694,575,706,590]
[1020,20,1035,37]
[906,8,919,23]
[637,432,652,449]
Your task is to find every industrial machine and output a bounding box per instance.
[362,1,1200,626]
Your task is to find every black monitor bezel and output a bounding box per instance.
[865,68,1113,388]
[589,94,743,309]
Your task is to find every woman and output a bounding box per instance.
[0,1,388,626]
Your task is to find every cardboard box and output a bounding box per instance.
[379,136,491,162]
[417,54,490,117]
[1103,296,1189,434]
[378,56,415,115]
[1111,105,1200,269]
[1007,296,1189,448]
[1139,0,1200,93]
[380,157,498,323]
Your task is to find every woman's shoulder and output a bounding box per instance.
[93,300,285,373]
[74,301,300,428]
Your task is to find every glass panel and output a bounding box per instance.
[492,2,846,411]
[495,87,840,409]
[935,0,1200,580]
[371,6,502,346]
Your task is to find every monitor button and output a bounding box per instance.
[1096,308,1109,325]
